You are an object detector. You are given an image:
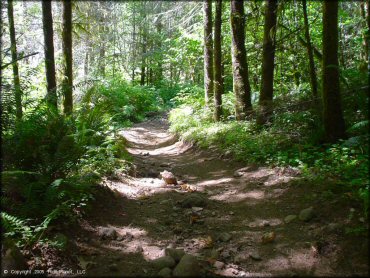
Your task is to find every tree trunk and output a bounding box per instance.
[367,0,370,94]
[322,1,346,142]
[230,0,252,120]
[7,0,22,119]
[203,0,214,105]
[213,0,223,121]
[257,0,278,125]
[42,0,57,109]
[62,0,73,115]
[156,1,163,83]
[302,0,318,101]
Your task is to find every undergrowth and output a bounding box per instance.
[169,86,369,217]
[1,77,170,249]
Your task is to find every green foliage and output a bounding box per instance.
[81,78,162,125]
[1,78,164,248]
[169,88,369,217]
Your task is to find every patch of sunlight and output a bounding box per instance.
[263,175,296,187]
[142,245,165,260]
[287,248,318,270]
[243,168,274,179]
[209,189,265,203]
[244,218,283,228]
[266,188,289,198]
[116,226,147,238]
[216,269,272,277]
[262,255,292,272]
[149,141,192,156]
[197,177,234,187]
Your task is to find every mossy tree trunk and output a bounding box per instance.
[42,0,57,109]
[213,0,223,122]
[203,0,214,105]
[230,0,252,120]
[322,0,346,142]
[7,0,22,119]
[302,0,318,102]
[62,0,73,115]
[257,0,278,125]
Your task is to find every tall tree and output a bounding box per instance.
[322,1,346,142]
[257,0,278,125]
[302,0,318,102]
[7,0,22,119]
[62,0,73,115]
[213,0,223,121]
[42,0,57,108]
[203,0,213,104]
[99,6,106,77]
[230,0,252,120]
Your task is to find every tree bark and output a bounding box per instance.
[230,0,252,120]
[155,1,163,83]
[322,1,346,142]
[213,0,223,121]
[302,0,318,101]
[42,0,57,109]
[62,0,73,115]
[203,0,214,104]
[257,0,278,125]
[7,0,22,119]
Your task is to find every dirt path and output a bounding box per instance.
[66,115,368,277]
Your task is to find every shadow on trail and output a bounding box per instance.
[70,115,368,277]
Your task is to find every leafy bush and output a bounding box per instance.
[1,78,164,248]
[169,88,369,216]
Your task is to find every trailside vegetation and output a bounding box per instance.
[1,0,368,258]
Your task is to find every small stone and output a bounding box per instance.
[260,220,270,227]
[229,211,234,215]
[116,235,124,241]
[125,232,134,241]
[359,217,365,223]
[299,207,315,222]
[160,170,177,185]
[135,245,143,253]
[99,228,117,240]
[158,267,172,277]
[173,254,201,277]
[250,251,262,261]
[192,207,204,213]
[261,232,276,244]
[214,261,225,269]
[233,171,243,178]
[165,248,185,262]
[212,211,216,216]
[151,256,176,270]
[218,232,232,242]
[221,250,231,259]
[284,215,297,224]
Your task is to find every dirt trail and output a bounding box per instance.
[67,115,368,277]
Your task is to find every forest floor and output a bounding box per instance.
[52,114,368,277]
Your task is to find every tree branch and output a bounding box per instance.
[1,52,39,70]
